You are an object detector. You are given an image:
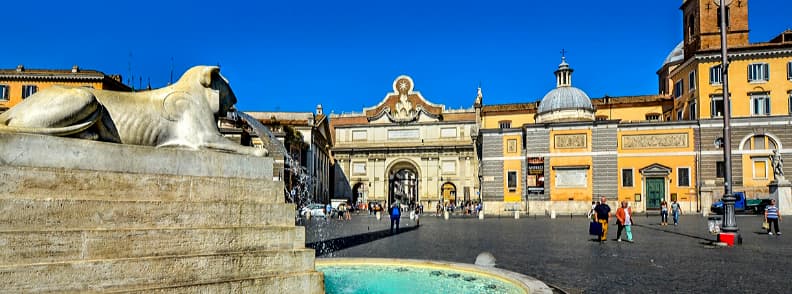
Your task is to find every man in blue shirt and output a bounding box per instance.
[389,202,401,234]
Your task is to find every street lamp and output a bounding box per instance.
[717,0,739,237]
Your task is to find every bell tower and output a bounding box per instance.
[681,0,749,59]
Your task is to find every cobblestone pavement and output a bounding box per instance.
[302,212,791,294]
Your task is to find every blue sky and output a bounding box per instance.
[4,0,791,113]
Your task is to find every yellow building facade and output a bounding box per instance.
[477,0,791,215]
[0,65,130,111]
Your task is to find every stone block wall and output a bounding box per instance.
[0,133,323,293]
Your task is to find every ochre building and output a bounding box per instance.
[477,0,792,215]
[0,65,130,112]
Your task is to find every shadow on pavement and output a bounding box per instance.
[633,224,714,242]
[306,226,418,256]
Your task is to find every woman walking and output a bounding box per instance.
[660,201,669,226]
[765,199,782,235]
[616,201,634,242]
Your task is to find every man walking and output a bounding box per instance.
[594,196,611,242]
[389,202,401,234]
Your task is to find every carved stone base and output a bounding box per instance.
[0,133,322,293]
[769,180,792,216]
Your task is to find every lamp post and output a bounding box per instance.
[718,0,739,235]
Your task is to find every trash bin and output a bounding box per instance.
[707,216,722,235]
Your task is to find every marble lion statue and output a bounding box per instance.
[0,65,267,156]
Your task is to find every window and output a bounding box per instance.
[621,169,633,187]
[711,95,724,117]
[677,167,690,187]
[595,115,608,121]
[748,63,770,83]
[0,85,8,101]
[788,61,792,80]
[750,92,770,115]
[677,109,684,121]
[506,139,517,153]
[789,92,792,114]
[753,159,768,179]
[689,101,697,120]
[689,70,696,92]
[507,171,517,191]
[498,120,511,129]
[673,80,684,98]
[22,85,37,99]
[710,65,722,85]
[717,6,730,29]
[645,113,661,121]
[716,161,725,178]
[754,135,766,150]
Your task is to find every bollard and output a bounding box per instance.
[376,211,381,220]
[478,211,484,220]
[444,211,449,220]
[550,210,556,219]
[514,210,520,219]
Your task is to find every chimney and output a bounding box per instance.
[71,65,79,73]
[316,104,323,115]
[16,64,24,72]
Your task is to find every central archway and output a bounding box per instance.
[387,160,420,209]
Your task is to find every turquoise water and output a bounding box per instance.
[317,264,525,294]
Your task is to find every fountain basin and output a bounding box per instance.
[316,258,553,294]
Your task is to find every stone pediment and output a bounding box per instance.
[639,163,672,176]
[363,75,444,123]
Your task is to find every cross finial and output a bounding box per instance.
[560,49,567,62]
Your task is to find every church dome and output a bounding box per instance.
[535,57,595,123]
[662,41,684,66]
[536,86,593,114]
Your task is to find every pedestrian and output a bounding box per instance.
[337,203,345,220]
[414,207,421,227]
[765,199,782,235]
[325,203,333,220]
[345,202,352,221]
[587,201,597,221]
[594,196,611,242]
[660,201,669,226]
[390,202,401,233]
[616,201,634,242]
[671,200,682,226]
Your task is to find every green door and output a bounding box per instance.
[646,178,665,209]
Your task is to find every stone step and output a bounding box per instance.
[0,249,316,293]
[0,226,306,265]
[117,271,324,294]
[0,166,284,204]
[0,199,296,230]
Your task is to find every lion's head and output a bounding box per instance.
[177,66,237,118]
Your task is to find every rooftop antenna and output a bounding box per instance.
[139,76,142,90]
[147,77,152,90]
[169,57,174,85]
[128,51,134,91]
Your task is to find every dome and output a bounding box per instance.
[537,87,593,114]
[662,41,684,66]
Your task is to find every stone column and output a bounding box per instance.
[699,184,719,217]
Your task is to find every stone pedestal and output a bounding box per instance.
[0,133,323,293]
[769,180,792,215]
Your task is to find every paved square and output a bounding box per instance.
[304,213,790,293]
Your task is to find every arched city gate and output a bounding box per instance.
[387,160,420,208]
